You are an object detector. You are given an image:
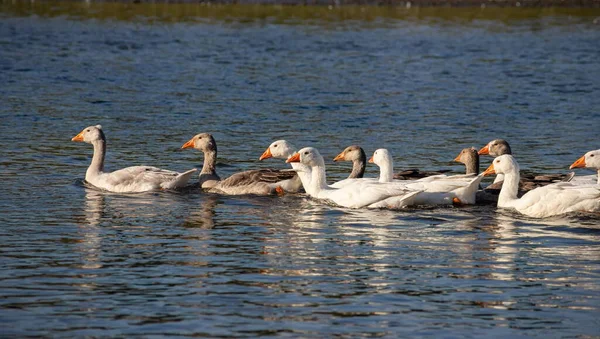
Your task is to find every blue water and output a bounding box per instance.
[1,5,599,337]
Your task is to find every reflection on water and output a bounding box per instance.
[1,3,600,337]
[78,188,105,269]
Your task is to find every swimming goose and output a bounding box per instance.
[181,133,298,195]
[333,145,366,179]
[71,125,196,193]
[483,154,600,218]
[286,147,422,209]
[370,149,484,205]
[569,150,600,185]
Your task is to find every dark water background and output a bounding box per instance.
[1,3,599,337]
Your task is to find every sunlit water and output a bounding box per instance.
[1,3,599,337]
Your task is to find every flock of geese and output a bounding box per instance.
[72,125,600,219]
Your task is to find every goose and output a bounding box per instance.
[286,147,422,209]
[369,148,484,205]
[333,145,366,179]
[482,154,600,218]
[478,139,571,187]
[71,125,197,193]
[181,133,298,195]
[569,150,600,185]
[259,140,369,195]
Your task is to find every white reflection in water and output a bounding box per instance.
[488,214,518,282]
[78,188,105,270]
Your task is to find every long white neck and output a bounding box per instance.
[497,168,520,208]
[378,158,394,183]
[597,169,600,185]
[86,140,106,181]
[307,162,332,197]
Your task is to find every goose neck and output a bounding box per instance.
[497,168,520,207]
[87,140,106,179]
[201,149,217,175]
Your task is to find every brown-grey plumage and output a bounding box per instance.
[182,133,301,195]
[454,147,480,175]
[333,145,366,179]
[393,169,451,180]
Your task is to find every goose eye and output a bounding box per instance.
[274,145,278,148]
[591,154,594,157]
[86,129,90,132]
[304,151,309,155]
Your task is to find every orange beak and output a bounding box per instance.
[453,153,462,162]
[333,152,345,162]
[478,144,490,155]
[482,163,496,176]
[368,156,374,163]
[181,138,195,149]
[259,147,273,161]
[569,155,586,169]
[286,152,300,163]
[71,130,84,142]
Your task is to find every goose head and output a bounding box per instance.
[483,154,519,176]
[478,139,511,156]
[71,125,105,143]
[286,147,324,167]
[368,148,392,167]
[570,149,600,169]
[454,147,478,164]
[259,140,296,161]
[454,147,479,175]
[181,133,217,152]
[333,145,365,162]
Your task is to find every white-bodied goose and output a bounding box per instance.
[71,125,196,193]
[483,154,600,218]
[369,148,483,205]
[286,147,422,209]
[181,133,298,195]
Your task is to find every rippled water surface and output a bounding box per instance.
[1,3,600,337]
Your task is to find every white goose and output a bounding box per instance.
[369,149,484,205]
[259,140,370,195]
[483,154,600,218]
[286,147,422,209]
[569,150,600,185]
[181,133,299,195]
[71,125,197,193]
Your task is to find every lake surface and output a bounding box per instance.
[1,3,599,337]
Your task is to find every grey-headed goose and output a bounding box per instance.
[71,125,196,193]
